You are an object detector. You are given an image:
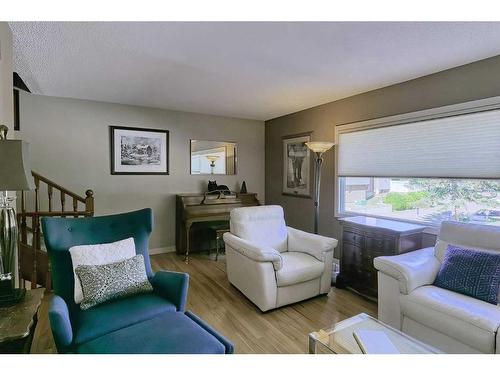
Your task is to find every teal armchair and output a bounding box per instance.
[42,209,233,354]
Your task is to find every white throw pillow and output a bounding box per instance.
[69,237,136,304]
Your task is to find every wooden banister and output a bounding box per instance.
[18,171,95,290]
[18,211,90,218]
[31,171,87,202]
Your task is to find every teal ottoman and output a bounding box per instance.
[77,311,234,354]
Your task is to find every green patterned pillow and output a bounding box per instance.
[75,254,153,310]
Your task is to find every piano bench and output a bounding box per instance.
[208,224,230,261]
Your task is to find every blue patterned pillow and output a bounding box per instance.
[434,245,500,304]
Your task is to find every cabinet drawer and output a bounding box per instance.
[343,230,365,247]
[365,236,395,255]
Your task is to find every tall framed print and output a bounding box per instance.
[282,132,312,198]
[110,126,169,175]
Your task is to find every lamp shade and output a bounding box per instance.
[0,140,35,191]
[205,155,220,162]
[305,141,335,153]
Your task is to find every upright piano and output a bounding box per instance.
[175,192,260,258]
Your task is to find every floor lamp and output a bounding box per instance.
[305,141,335,234]
[205,155,220,174]
[0,125,35,306]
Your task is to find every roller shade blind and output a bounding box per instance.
[338,108,500,178]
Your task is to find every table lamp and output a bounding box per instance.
[0,125,35,306]
[305,141,335,234]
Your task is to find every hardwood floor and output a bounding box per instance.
[31,252,377,354]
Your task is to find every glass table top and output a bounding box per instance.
[309,313,441,354]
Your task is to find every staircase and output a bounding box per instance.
[18,171,94,289]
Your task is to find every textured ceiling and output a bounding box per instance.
[10,22,500,120]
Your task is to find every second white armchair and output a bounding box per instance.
[223,205,338,312]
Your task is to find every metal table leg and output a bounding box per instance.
[308,333,318,354]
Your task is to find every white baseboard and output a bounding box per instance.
[149,246,176,255]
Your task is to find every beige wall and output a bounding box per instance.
[17,92,265,251]
[0,23,13,135]
[265,54,500,251]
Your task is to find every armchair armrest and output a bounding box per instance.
[151,271,189,312]
[287,226,338,261]
[373,247,441,294]
[223,232,283,270]
[48,295,73,352]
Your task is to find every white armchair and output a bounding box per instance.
[374,221,500,354]
[223,205,338,312]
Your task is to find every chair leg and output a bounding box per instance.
[215,235,220,261]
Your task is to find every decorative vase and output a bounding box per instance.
[240,181,247,194]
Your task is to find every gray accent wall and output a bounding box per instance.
[17,92,265,251]
[265,54,500,251]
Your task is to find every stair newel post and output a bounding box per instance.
[85,190,94,217]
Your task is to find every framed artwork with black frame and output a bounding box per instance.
[282,132,312,198]
[110,125,169,175]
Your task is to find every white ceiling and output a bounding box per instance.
[10,22,500,121]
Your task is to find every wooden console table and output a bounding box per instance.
[0,288,45,353]
[337,216,425,299]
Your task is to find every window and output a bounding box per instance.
[336,98,500,226]
[339,177,500,226]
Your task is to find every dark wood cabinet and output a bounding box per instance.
[337,216,425,299]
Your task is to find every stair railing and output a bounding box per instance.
[18,171,94,289]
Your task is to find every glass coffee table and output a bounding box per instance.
[309,313,441,354]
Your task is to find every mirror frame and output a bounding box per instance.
[189,139,238,176]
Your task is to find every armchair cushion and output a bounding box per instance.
[72,292,176,345]
[229,205,288,252]
[435,221,500,262]
[374,247,441,294]
[401,285,500,353]
[287,227,338,261]
[276,252,325,287]
[223,232,283,270]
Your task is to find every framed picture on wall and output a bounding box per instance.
[110,126,169,175]
[282,132,312,198]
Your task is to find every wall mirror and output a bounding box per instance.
[190,140,237,175]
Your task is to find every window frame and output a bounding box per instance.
[334,95,500,224]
